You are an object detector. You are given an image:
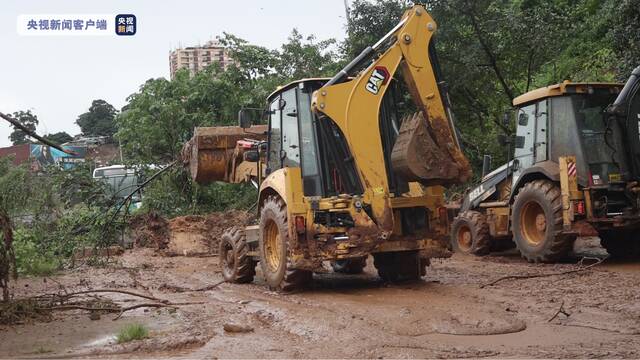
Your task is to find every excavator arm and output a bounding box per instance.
[311,4,471,233]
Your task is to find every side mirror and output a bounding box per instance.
[238,109,253,129]
[514,135,526,149]
[238,108,265,129]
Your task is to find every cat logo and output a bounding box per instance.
[365,66,390,95]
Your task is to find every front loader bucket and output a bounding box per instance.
[391,111,471,186]
[181,125,267,184]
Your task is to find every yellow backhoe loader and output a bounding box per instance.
[450,67,640,262]
[182,4,471,291]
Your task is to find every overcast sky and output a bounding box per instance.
[0,0,349,147]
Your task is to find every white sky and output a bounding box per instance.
[0,0,349,146]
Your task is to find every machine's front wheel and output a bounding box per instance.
[373,251,426,282]
[259,195,312,292]
[331,257,367,274]
[512,180,575,263]
[450,210,491,255]
[219,227,255,283]
[599,230,640,258]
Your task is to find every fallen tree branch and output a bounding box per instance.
[62,289,169,303]
[160,280,225,293]
[45,305,121,312]
[194,280,225,292]
[547,300,570,322]
[113,303,177,320]
[42,300,204,321]
[0,111,76,155]
[480,257,606,289]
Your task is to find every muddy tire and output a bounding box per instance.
[219,227,256,284]
[331,257,367,274]
[512,180,575,263]
[450,210,491,255]
[599,230,640,259]
[373,251,425,282]
[259,195,312,292]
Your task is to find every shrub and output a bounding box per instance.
[116,323,149,343]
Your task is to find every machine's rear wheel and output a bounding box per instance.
[219,227,255,283]
[259,195,312,292]
[512,180,575,263]
[599,230,640,258]
[331,257,367,274]
[373,251,426,282]
[450,211,491,255]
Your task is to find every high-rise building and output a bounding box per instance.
[169,40,234,79]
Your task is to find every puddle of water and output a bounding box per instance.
[83,334,117,347]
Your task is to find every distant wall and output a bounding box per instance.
[0,144,30,165]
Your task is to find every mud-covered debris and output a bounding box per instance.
[167,215,210,256]
[129,212,170,249]
[128,210,251,256]
[166,210,251,256]
[223,323,254,333]
[73,246,124,260]
[203,210,252,252]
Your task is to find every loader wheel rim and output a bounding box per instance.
[521,201,546,246]
[264,219,282,273]
[457,225,472,252]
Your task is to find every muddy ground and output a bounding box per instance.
[1,237,639,359]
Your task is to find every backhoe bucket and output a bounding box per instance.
[391,111,470,186]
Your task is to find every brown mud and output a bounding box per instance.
[130,210,251,256]
[1,236,639,358]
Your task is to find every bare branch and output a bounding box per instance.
[480,257,606,288]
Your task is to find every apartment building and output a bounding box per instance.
[169,40,234,78]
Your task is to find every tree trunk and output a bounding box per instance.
[0,208,15,302]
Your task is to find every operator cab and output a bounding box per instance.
[511,82,630,188]
[258,79,362,198]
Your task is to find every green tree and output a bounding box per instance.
[43,131,73,145]
[342,0,405,58]
[276,29,340,79]
[612,0,640,78]
[9,110,39,145]
[76,99,118,138]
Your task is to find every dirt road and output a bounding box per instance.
[2,238,639,358]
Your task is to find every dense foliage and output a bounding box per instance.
[43,131,73,144]
[0,158,120,283]
[8,110,39,145]
[76,99,118,138]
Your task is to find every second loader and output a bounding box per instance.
[451,67,640,262]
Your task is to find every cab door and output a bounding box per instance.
[513,103,536,185]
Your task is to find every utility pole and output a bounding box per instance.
[343,0,351,31]
[343,0,350,19]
